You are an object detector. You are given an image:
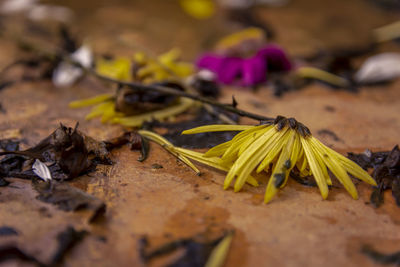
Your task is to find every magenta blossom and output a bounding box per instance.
[196,44,292,86]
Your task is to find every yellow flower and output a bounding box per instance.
[181,116,377,203]
[179,0,215,20]
[96,58,131,81]
[96,49,194,84]
[69,94,195,127]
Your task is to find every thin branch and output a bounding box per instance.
[11,38,275,123]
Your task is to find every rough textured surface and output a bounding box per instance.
[0,0,400,266]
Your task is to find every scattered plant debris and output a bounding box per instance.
[290,172,317,187]
[151,108,239,149]
[151,163,163,169]
[33,180,106,223]
[141,231,233,267]
[0,245,42,266]
[50,226,88,265]
[104,131,148,162]
[0,178,9,187]
[0,226,87,266]
[317,129,342,142]
[361,244,400,265]
[348,145,400,207]
[0,123,111,180]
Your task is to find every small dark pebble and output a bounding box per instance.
[317,129,342,142]
[0,178,9,187]
[0,226,18,236]
[97,236,107,243]
[324,106,336,112]
[151,163,163,169]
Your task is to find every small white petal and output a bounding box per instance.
[71,45,93,68]
[197,69,216,81]
[53,63,83,87]
[32,159,52,182]
[52,45,93,87]
[355,53,400,84]
[0,0,37,14]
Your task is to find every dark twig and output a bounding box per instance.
[13,37,275,123]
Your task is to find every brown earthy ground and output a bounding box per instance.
[0,0,400,266]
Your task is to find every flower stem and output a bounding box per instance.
[14,37,275,123]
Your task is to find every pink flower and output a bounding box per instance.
[196,44,291,86]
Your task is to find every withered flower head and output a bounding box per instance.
[96,48,194,84]
[69,88,195,127]
[181,116,377,203]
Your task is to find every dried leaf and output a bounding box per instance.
[142,233,232,267]
[105,131,148,162]
[33,180,106,222]
[349,145,400,207]
[51,226,87,265]
[0,245,42,266]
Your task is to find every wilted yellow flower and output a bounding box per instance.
[181,116,377,203]
[96,49,194,84]
[69,93,195,127]
[96,58,131,81]
[179,0,215,20]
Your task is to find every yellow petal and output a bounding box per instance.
[296,67,349,88]
[138,130,200,174]
[114,98,194,127]
[204,141,232,157]
[221,125,270,163]
[301,137,329,199]
[310,137,358,199]
[96,57,131,81]
[69,94,113,108]
[216,27,265,51]
[313,138,376,186]
[180,0,215,20]
[175,147,259,187]
[309,139,331,186]
[233,127,288,191]
[205,232,233,267]
[238,125,273,156]
[279,132,301,188]
[255,128,292,173]
[182,125,255,135]
[264,130,296,203]
[296,151,308,174]
[85,101,114,120]
[101,103,124,123]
